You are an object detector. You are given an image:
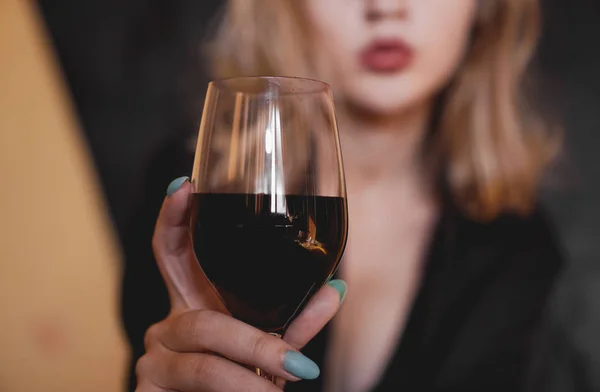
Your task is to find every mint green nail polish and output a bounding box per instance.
[327,279,348,305]
[284,351,320,380]
[167,176,189,197]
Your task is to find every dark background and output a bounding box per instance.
[535,1,600,390]
[36,0,600,390]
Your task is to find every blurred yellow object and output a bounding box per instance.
[0,1,129,391]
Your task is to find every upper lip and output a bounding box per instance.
[361,37,414,56]
[366,36,410,47]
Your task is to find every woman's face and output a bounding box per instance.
[304,0,478,116]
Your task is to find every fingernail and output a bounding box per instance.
[327,279,348,305]
[166,176,189,197]
[284,351,320,380]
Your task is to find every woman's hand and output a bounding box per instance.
[135,177,347,392]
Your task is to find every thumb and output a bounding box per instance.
[283,279,347,350]
[152,176,224,312]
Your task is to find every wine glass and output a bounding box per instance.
[189,76,348,381]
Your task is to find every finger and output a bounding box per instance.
[136,356,172,392]
[152,177,224,311]
[283,280,347,350]
[144,322,167,352]
[161,310,320,381]
[134,381,167,392]
[154,349,282,392]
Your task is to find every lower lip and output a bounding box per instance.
[360,47,413,73]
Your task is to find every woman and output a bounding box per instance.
[134,0,563,391]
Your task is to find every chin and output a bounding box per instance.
[344,75,441,118]
[347,90,421,118]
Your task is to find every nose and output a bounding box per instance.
[365,0,407,21]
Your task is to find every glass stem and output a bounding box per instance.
[255,332,282,383]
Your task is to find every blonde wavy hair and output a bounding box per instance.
[204,0,558,221]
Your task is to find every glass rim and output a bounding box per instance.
[208,76,331,97]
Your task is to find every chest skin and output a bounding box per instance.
[324,187,437,392]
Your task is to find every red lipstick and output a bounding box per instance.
[359,38,414,73]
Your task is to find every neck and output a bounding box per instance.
[336,101,433,189]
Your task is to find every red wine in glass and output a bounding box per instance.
[190,76,348,382]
